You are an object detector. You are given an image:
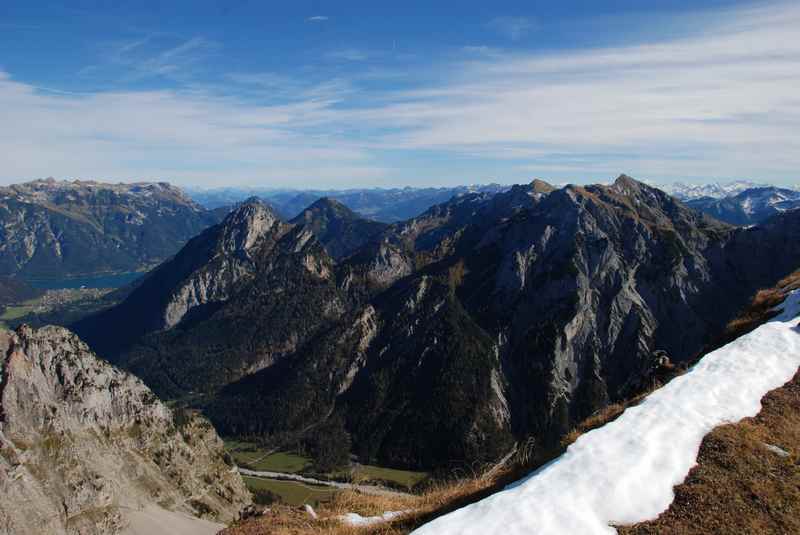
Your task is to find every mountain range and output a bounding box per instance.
[0,179,225,282]
[684,186,800,226]
[186,184,509,223]
[663,180,769,200]
[73,175,800,470]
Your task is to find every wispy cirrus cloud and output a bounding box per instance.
[359,2,800,182]
[324,48,370,62]
[130,36,218,79]
[306,15,329,22]
[488,16,537,41]
[325,47,370,61]
[81,35,219,82]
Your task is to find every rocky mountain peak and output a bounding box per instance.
[290,197,388,261]
[217,197,281,254]
[612,173,646,192]
[530,179,556,194]
[305,196,354,216]
[291,197,362,229]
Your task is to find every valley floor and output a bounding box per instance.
[224,441,428,507]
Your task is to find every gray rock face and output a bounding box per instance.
[0,325,250,535]
[162,199,283,329]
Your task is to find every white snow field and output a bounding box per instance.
[413,291,800,535]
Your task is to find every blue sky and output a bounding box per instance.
[1,0,798,188]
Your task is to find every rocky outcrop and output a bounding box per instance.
[0,178,223,280]
[0,324,250,535]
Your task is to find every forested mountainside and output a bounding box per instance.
[0,277,41,306]
[0,324,250,534]
[685,186,800,226]
[0,179,225,280]
[289,198,388,260]
[74,175,800,469]
[188,184,509,222]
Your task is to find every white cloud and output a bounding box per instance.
[1,2,799,187]
[365,1,800,182]
[0,71,384,187]
[306,15,329,22]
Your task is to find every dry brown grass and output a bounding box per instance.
[708,269,800,357]
[222,451,553,535]
[618,370,800,535]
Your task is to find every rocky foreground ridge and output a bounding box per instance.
[0,324,250,534]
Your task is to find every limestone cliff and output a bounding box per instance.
[0,324,250,535]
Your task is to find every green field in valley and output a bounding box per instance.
[225,440,429,491]
[243,476,337,506]
[355,464,429,489]
[0,298,41,328]
[224,440,311,472]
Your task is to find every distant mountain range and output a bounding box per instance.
[186,184,509,222]
[683,186,800,226]
[663,180,769,200]
[74,175,800,469]
[657,180,800,225]
[0,179,225,282]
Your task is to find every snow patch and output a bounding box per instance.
[413,291,800,535]
[340,510,407,526]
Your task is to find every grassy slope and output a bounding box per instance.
[243,476,337,507]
